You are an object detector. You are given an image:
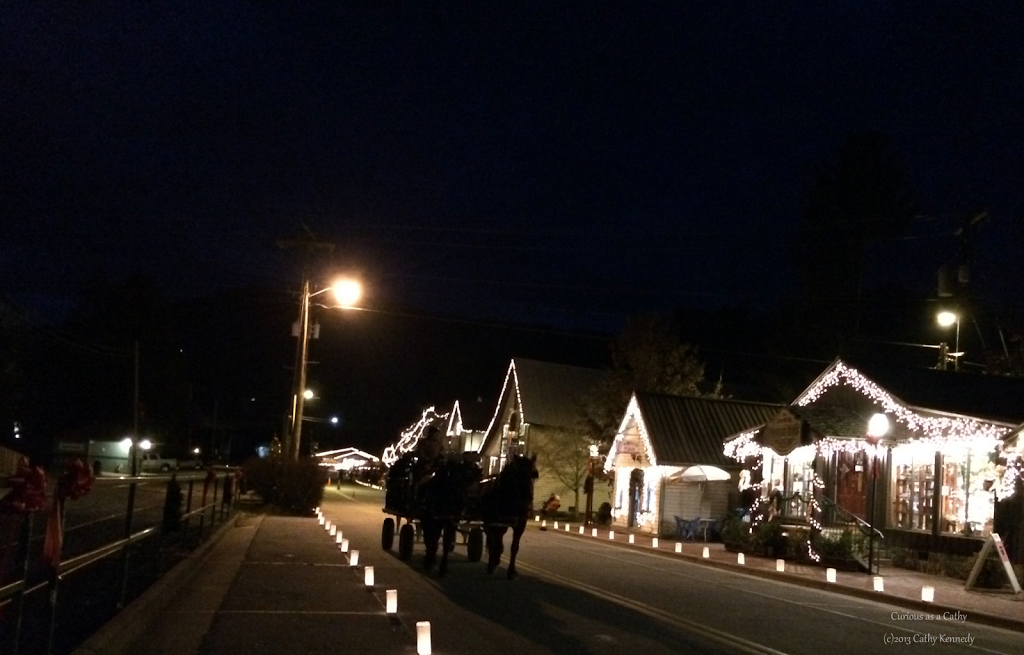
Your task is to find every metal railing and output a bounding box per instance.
[818,494,885,572]
[0,468,239,655]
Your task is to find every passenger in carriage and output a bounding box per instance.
[413,426,445,499]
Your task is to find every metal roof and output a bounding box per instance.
[806,357,1024,425]
[634,392,783,466]
[513,358,607,428]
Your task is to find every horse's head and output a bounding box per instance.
[502,453,538,503]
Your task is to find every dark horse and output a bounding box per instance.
[479,453,538,579]
[419,458,480,577]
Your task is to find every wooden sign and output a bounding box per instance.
[761,410,804,456]
[965,533,1022,594]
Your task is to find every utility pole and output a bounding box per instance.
[278,226,334,460]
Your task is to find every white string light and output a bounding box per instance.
[382,406,451,466]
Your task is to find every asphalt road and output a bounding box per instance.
[328,484,1024,655]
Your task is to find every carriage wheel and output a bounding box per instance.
[398,523,415,561]
[467,527,484,562]
[382,518,395,550]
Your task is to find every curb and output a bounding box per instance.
[536,524,1024,634]
[71,514,260,655]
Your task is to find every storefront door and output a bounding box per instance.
[835,451,868,519]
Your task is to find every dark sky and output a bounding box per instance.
[2,3,1023,453]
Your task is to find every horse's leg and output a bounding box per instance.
[422,519,437,572]
[438,521,455,578]
[506,519,525,580]
[485,526,505,574]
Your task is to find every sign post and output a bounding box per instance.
[964,533,1022,594]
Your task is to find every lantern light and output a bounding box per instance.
[416,621,432,655]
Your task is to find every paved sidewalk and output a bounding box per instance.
[533,517,1024,632]
[72,512,415,655]
[72,505,1024,655]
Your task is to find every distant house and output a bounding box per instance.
[723,357,1024,563]
[440,397,491,454]
[604,392,782,536]
[478,358,607,508]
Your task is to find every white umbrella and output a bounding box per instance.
[669,465,732,520]
[671,465,731,483]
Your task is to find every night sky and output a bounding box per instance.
[2,3,1023,455]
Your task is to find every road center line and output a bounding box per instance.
[516,559,792,655]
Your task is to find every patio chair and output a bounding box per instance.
[676,517,702,541]
[674,516,687,539]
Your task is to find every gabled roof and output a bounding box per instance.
[513,358,607,428]
[456,397,493,431]
[480,358,607,455]
[798,357,1024,426]
[787,405,867,438]
[631,392,783,467]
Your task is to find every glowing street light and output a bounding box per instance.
[289,278,361,460]
[936,310,961,371]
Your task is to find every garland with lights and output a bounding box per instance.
[382,406,450,467]
[797,361,1010,444]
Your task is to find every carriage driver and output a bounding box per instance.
[412,425,445,498]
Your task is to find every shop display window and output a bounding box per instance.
[762,446,816,518]
[940,444,997,537]
[891,444,934,531]
[891,443,997,536]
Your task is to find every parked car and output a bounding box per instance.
[177,456,205,470]
[139,453,178,472]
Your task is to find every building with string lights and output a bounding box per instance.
[723,357,1024,564]
[603,392,782,536]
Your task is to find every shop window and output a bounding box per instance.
[891,445,935,532]
[940,445,997,537]
[762,446,816,518]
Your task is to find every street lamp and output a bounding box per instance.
[288,279,361,461]
[865,413,890,575]
[936,310,961,371]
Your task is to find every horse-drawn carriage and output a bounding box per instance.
[382,452,486,567]
[382,452,538,578]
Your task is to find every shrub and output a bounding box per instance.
[753,518,787,557]
[890,546,918,571]
[242,456,326,515]
[815,530,856,560]
[721,514,753,551]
